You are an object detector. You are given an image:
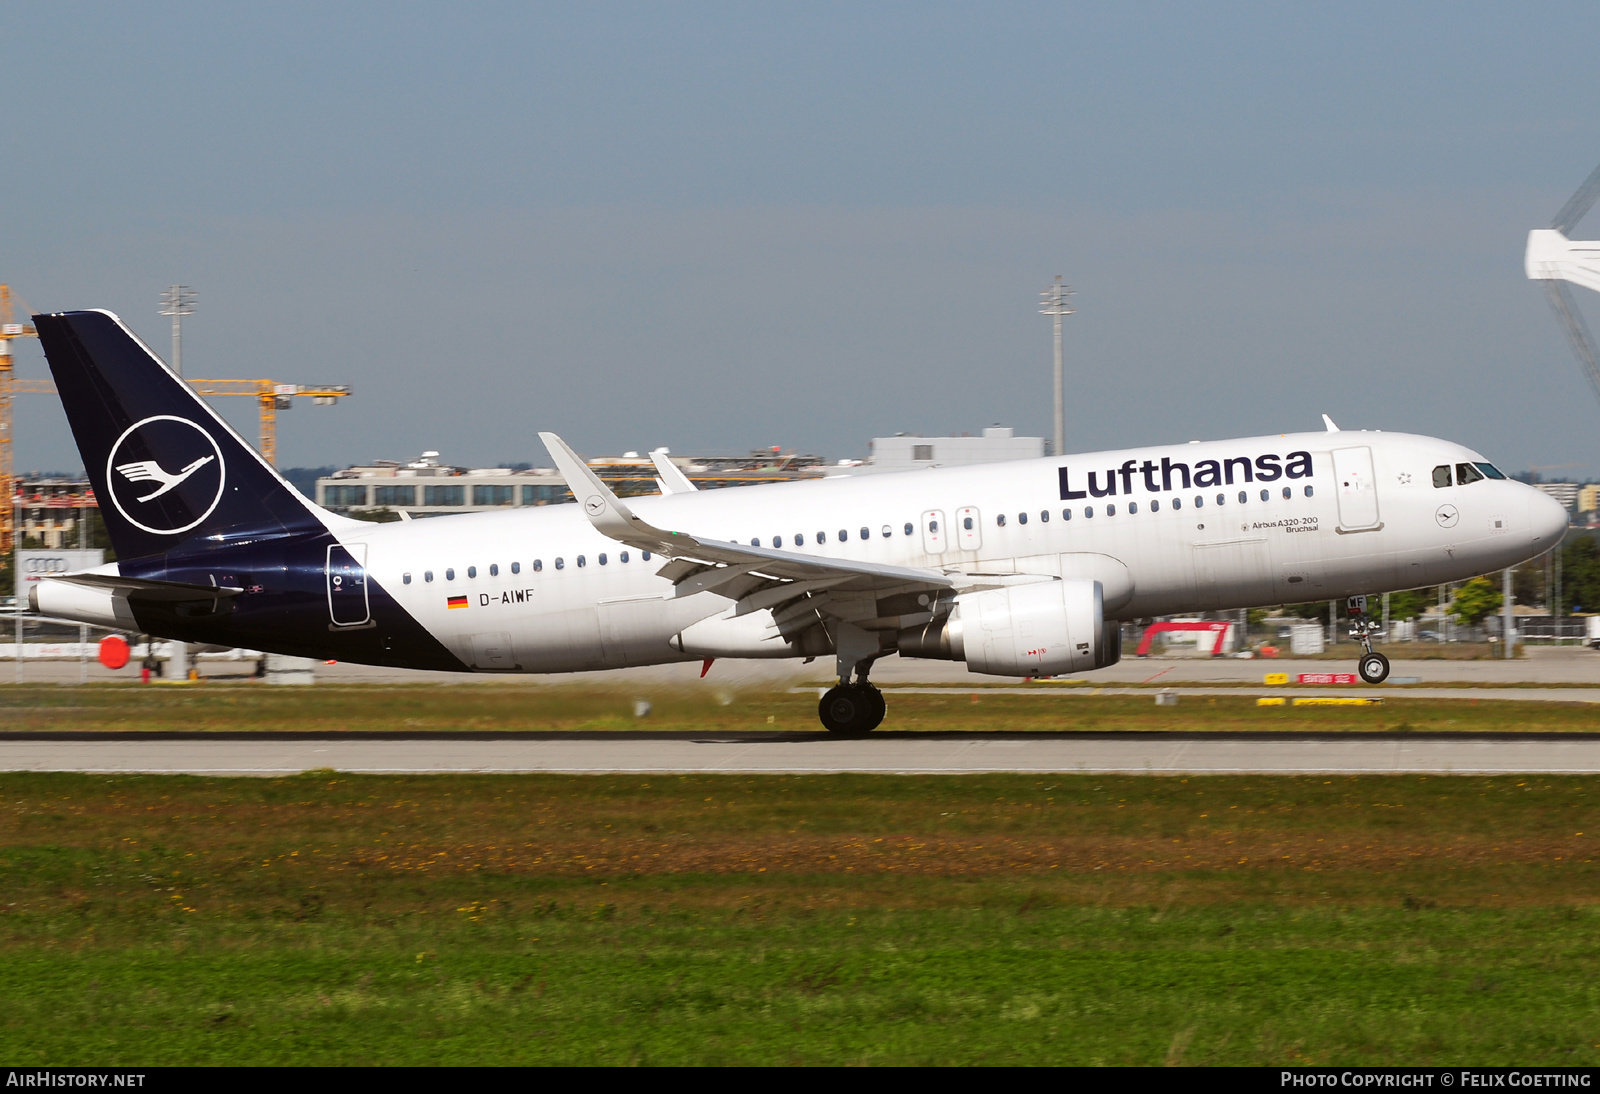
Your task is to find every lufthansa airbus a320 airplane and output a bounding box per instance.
[27,310,1568,733]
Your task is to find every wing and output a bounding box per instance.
[650,448,698,494]
[540,432,1031,637]
[115,460,169,485]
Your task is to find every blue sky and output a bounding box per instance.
[8,2,1600,475]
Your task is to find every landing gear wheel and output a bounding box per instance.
[861,684,886,726]
[1358,650,1390,684]
[818,684,886,735]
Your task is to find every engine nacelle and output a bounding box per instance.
[897,578,1120,677]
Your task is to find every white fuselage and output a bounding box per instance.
[325,430,1566,674]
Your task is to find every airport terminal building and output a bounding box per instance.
[313,428,1047,519]
[314,449,830,518]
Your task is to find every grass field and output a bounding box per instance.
[3,768,1600,1065]
[2,682,1600,736]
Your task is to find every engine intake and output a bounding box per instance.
[897,578,1120,677]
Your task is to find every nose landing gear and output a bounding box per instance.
[1348,595,1391,684]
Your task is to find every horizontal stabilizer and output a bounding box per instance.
[47,572,244,601]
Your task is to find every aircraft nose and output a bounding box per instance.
[1528,488,1570,551]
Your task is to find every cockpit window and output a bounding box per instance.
[1432,465,1452,488]
[1475,462,1506,480]
[1455,462,1485,486]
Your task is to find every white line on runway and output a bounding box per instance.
[6,735,1600,776]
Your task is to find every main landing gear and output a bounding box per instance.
[818,680,885,735]
[1347,595,1391,685]
[818,623,886,734]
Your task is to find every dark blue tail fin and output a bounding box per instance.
[33,310,331,561]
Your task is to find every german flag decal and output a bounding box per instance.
[446,595,468,610]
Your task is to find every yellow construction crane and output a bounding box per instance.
[178,379,352,466]
[0,285,39,553]
[0,283,350,550]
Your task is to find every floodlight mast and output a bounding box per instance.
[157,285,196,377]
[1039,276,1075,457]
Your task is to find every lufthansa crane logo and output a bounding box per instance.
[105,415,226,535]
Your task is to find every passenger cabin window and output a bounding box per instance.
[467,566,477,578]
[772,537,782,549]
[511,562,521,574]
[1018,512,1027,525]
[903,523,913,536]
[1106,504,1117,516]
[1171,498,1181,510]
[554,558,564,570]
[997,514,1007,527]
[1281,487,1291,500]
[403,573,411,585]
[860,527,870,540]
[598,553,608,565]
[489,564,499,576]
[1127,502,1137,514]
[1304,485,1314,497]
[445,568,455,581]
[1150,499,1159,512]
[751,538,761,547]
[1062,509,1072,520]
[642,551,651,561]
[839,529,848,541]
[1238,492,1248,504]
[424,570,434,582]
[1456,462,1485,485]
[577,555,586,567]
[1433,465,1452,488]
[795,534,805,546]
[881,525,892,538]
[1260,489,1269,502]
[963,517,973,530]
[1194,496,1203,508]
[1216,494,1226,506]
[620,552,629,563]
[532,560,543,572]
[1085,506,1094,518]
[1039,510,1048,522]
[817,532,826,544]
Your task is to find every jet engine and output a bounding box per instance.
[896,578,1120,677]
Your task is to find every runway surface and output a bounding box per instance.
[7,732,1600,775]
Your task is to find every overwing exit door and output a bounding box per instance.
[955,507,982,551]
[326,543,370,627]
[921,510,947,554]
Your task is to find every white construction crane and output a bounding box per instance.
[1526,161,1600,401]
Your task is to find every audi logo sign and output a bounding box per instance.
[13,549,106,597]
